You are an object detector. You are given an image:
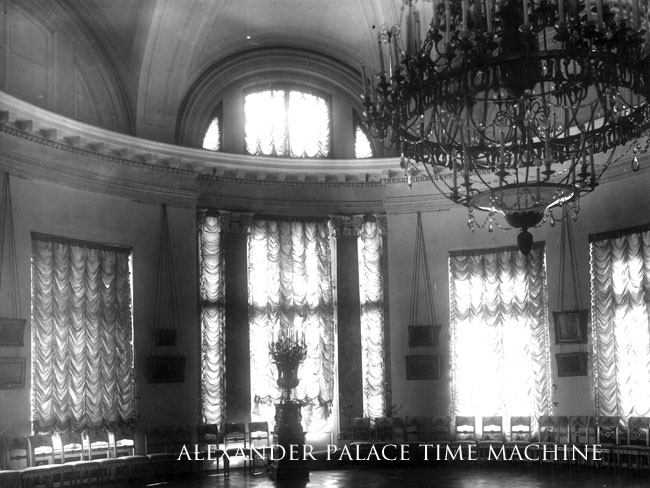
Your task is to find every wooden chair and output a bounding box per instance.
[597,416,620,469]
[26,434,56,466]
[22,433,72,488]
[374,417,395,445]
[146,426,176,482]
[57,431,101,486]
[248,421,272,474]
[104,427,149,485]
[567,416,595,468]
[614,416,650,471]
[449,416,477,462]
[534,415,569,466]
[196,424,225,474]
[477,416,504,463]
[222,422,249,475]
[0,436,29,470]
[503,416,533,464]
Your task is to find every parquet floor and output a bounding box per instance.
[156,464,650,488]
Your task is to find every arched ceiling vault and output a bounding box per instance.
[113,0,398,143]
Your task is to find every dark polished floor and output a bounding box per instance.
[152,464,650,488]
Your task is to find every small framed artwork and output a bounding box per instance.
[148,355,185,383]
[154,329,177,347]
[556,352,589,377]
[406,355,440,380]
[408,325,442,347]
[0,357,26,389]
[0,318,26,347]
[553,310,589,344]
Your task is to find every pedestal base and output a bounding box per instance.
[269,402,310,482]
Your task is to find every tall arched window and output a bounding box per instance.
[244,89,331,158]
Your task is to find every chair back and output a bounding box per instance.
[27,434,56,466]
[82,427,110,460]
[430,416,450,443]
[197,424,220,450]
[351,418,374,443]
[597,416,619,446]
[627,417,650,447]
[108,427,136,457]
[406,417,424,442]
[248,422,271,448]
[509,416,531,442]
[56,431,84,463]
[538,415,568,443]
[481,416,503,442]
[1,436,29,470]
[145,427,169,455]
[167,425,191,454]
[454,416,476,442]
[223,423,247,450]
[374,417,394,443]
[568,416,593,444]
[392,417,406,443]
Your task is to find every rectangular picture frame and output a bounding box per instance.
[0,317,26,347]
[408,325,442,347]
[555,352,589,377]
[553,310,589,344]
[0,356,26,389]
[406,355,440,380]
[148,355,185,383]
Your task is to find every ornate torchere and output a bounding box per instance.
[269,336,309,481]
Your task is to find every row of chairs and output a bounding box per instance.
[0,422,274,487]
[351,415,650,470]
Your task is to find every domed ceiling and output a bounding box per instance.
[68,0,400,142]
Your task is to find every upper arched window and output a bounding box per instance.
[353,112,373,159]
[244,89,331,158]
[202,103,223,152]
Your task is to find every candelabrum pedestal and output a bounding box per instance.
[269,401,309,481]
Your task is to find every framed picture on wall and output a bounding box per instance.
[148,355,185,383]
[556,352,589,377]
[408,325,442,347]
[0,357,26,389]
[0,318,26,347]
[553,310,589,344]
[406,355,440,380]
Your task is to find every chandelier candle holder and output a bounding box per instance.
[363,0,650,253]
[268,333,309,481]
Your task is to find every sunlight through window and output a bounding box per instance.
[202,117,221,151]
[245,89,330,158]
[355,125,373,159]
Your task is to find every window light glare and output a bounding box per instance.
[202,118,221,151]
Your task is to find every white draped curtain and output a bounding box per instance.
[591,226,650,421]
[31,234,134,432]
[244,90,331,158]
[449,244,552,425]
[248,219,335,432]
[198,215,226,425]
[358,220,385,419]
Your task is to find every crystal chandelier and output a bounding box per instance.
[363,0,650,253]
